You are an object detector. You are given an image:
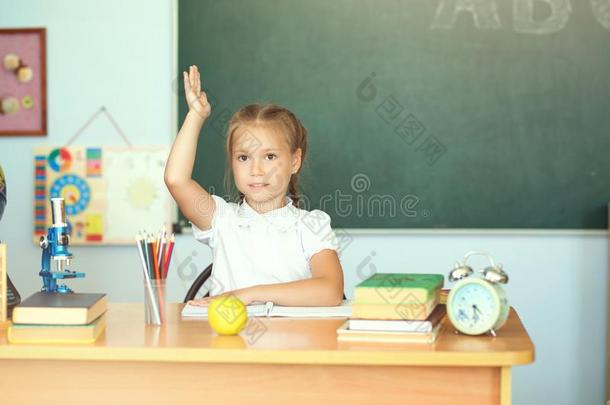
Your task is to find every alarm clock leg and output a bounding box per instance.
[501,366,512,405]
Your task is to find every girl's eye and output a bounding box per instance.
[265,154,277,160]
[237,155,248,162]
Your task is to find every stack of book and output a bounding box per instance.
[8,292,107,344]
[337,273,445,344]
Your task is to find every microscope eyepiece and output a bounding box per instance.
[50,198,67,227]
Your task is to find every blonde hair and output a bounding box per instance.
[223,103,308,207]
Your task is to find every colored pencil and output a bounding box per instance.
[157,233,166,276]
[163,234,175,279]
[135,228,177,325]
[136,235,160,324]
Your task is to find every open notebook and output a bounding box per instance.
[181,300,352,318]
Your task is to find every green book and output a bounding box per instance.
[354,273,444,305]
[8,313,107,344]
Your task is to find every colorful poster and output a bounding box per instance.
[33,146,171,245]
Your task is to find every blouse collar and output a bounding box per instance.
[236,196,301,232]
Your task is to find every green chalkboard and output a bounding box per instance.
[178,0,610,229]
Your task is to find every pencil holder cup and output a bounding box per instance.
[144,278,167,326]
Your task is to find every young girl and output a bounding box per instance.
[165,65,344,307]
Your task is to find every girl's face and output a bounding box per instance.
[231,123,301,213]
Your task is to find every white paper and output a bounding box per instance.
[181,300,352,318]
[269,301,352,318]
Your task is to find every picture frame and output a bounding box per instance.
[0,28,47,136]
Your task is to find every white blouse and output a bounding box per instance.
[192,195,338,296]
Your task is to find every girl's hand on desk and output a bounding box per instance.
[188,288,253,307]
[183,65,211,120]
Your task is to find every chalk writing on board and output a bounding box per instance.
[513,0,571,34]
[431,0,610,33]
[431,0,502,30]
[591,0,610,29]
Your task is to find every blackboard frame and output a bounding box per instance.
[175,0,610,230]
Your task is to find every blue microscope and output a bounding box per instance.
[38,198,85,293]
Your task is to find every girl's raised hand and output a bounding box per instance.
[183,65,211,119]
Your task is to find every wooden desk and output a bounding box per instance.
[0,303,534,405]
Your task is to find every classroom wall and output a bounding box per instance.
[0,1,606,405]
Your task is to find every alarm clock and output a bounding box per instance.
[446,252,510,336]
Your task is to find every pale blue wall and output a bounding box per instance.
[0,1,606,404]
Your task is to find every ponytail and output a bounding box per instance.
[288,175,300,207]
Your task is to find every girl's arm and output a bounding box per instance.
[192,249,345,306]
[164,66,215,231]
[246,248,344,305]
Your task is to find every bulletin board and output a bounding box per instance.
[33,146,171,245]
[0,28,46,136]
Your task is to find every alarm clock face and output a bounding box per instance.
[447,278,508,336]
